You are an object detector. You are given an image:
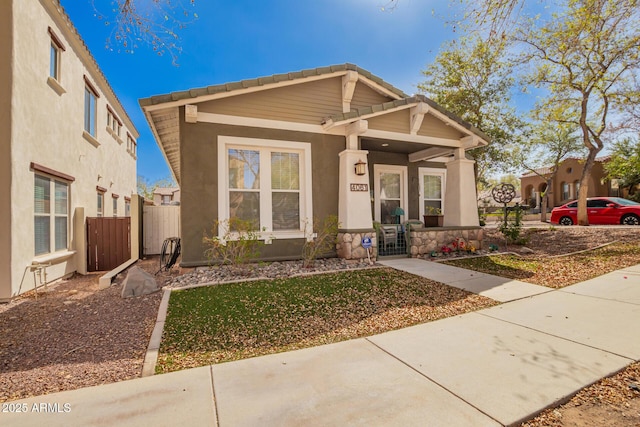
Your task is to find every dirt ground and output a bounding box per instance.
[1,226,639,426]
[0,257,174,402]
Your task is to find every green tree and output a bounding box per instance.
[448,0,640,225]
[516,0,640,225]
[418,36,526,186]
[605,138,640,201]
[137,175,177,200]
[515,123,584,221]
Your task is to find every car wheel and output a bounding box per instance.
[559,216,573,226]
[621,214,640,225]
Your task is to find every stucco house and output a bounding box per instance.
[520,156,616,210]
[153,187,181,206]
[140,64,488,265]
[0,0,139,301]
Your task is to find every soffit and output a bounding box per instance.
[148,107,180,184]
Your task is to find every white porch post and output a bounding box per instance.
[443,148,479,226]
[338,149,373,229]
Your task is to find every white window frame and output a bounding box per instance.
[418,167,447,218]
[112,196,118,217]
[34,174,70,256]
[217,136,312,240]
[125,199,131,217]
[373,164,408,224]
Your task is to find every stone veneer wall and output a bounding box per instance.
[409,227,483,257]
[336,230,377,261]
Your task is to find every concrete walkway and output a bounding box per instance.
[378,258,551,302]
[3,263,640,426]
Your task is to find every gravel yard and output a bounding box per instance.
[0,225,639,426]
[0,262,164,402]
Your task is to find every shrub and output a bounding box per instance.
[302,215,340,268]
[203,217,265,270]
[498,204,529,245]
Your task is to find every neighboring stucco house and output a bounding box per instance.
[140,64,488,265]
[521,156,615,210]
[0,0,139,301]
[153,187,181,206]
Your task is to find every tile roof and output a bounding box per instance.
[139,63,408,107]
[323,95,490,143]
[521,156,611,178]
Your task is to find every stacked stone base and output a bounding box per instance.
[336,230,377,261]
[409,227,483,257]
[336,227,483,261]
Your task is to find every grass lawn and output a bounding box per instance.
[157,267,496,373]
[444,242,640,288]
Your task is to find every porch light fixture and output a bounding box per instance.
[354,159,367,176]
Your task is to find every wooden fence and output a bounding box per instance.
[87,217,131,272]
[143,205,180,255]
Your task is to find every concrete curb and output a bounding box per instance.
[141,288,171,377]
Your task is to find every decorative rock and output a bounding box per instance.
[166,258,375,289]
[122,266,160,298]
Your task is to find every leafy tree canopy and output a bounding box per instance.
[418,35,526,185]
[605,138,640,201]
[137,175,177,200]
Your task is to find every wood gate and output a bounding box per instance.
[87,217,131,272]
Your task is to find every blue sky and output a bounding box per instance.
[59,0,476,183]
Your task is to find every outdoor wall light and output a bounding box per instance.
[354,159,367,176]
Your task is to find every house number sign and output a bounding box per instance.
[350,183,368,192]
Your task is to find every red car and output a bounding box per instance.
[550,197,640,225]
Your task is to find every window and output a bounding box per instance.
[112,195,118,217]
[162,195,171,205]
[48,27,65,81]
[587,199,609,208]
[125,198,131,217]
[218,136,312,238]
[127,133,137,157]
[50,42,60,80]
[84,85,97,136]
[419,168,446,217]
[97,188,105,217]
[561,182,570,201]
[107,107,122,138]
[34,175,68,255]
[574,180,580,198]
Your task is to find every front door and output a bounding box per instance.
[374,165,408,256]
[374,165,407,224]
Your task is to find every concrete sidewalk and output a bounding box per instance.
[378,258,551,302]
[3,263,640,426]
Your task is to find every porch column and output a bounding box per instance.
[338,149,373,229]
[444,148,479,226]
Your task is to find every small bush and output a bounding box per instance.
[203,217,265,270]
[499,204,529,245]
[302,215,340,268]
